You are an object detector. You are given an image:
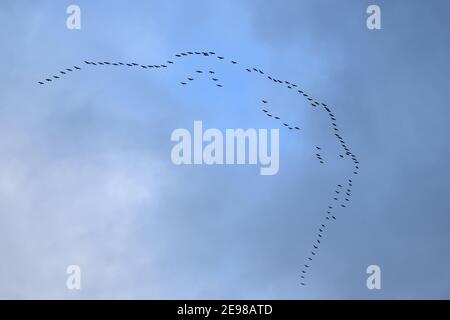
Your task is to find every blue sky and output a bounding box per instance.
[1,0,450,299]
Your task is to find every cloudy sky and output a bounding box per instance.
[1,0,449,299]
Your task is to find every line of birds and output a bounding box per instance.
[37,50,359,287]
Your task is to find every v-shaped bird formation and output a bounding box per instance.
[37,50,360,287]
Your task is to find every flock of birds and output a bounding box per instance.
[37,50,359,287]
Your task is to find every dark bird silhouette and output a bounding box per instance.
[262,100,268,104]
[196,70,203,73]
[60,71,66,74]
[246,68,251,72]
[217,84,223,87]
[218,56,225,59]
[66,69,73,72]
[274,117,280,120]
[209,71,215,74]
[53,76,59,79]
[212,78,218,81]
[231,61,237,64]
[187,78,194,81]
[45,79,52,82]
[180,82,187,85]
[38,81,44,85]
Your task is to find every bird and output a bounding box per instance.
[246,68,251,72]
[66,69,73,72]
[218,56,225,59]
[262,100,268,103]
[262,109,268,113]
[180,82,187,85]
[209,71,215,74]
[187,78,194,81]
[60,71,66,74]
[311,252,316,255]
[231,61,237,64]
[196,70,203,73]
[167,61,174,64]
[305,265,309,268]
[217,84,223,87]
[301,283,306,286]
[212,78,218,81]
[294,127,300,130]
[38,81,44,85]
[45,79,52,82]
[175,54,181,57]
[308,258,312,261]
[53,76,59,79]
[274,117,280,120]
[332,216,336,220]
